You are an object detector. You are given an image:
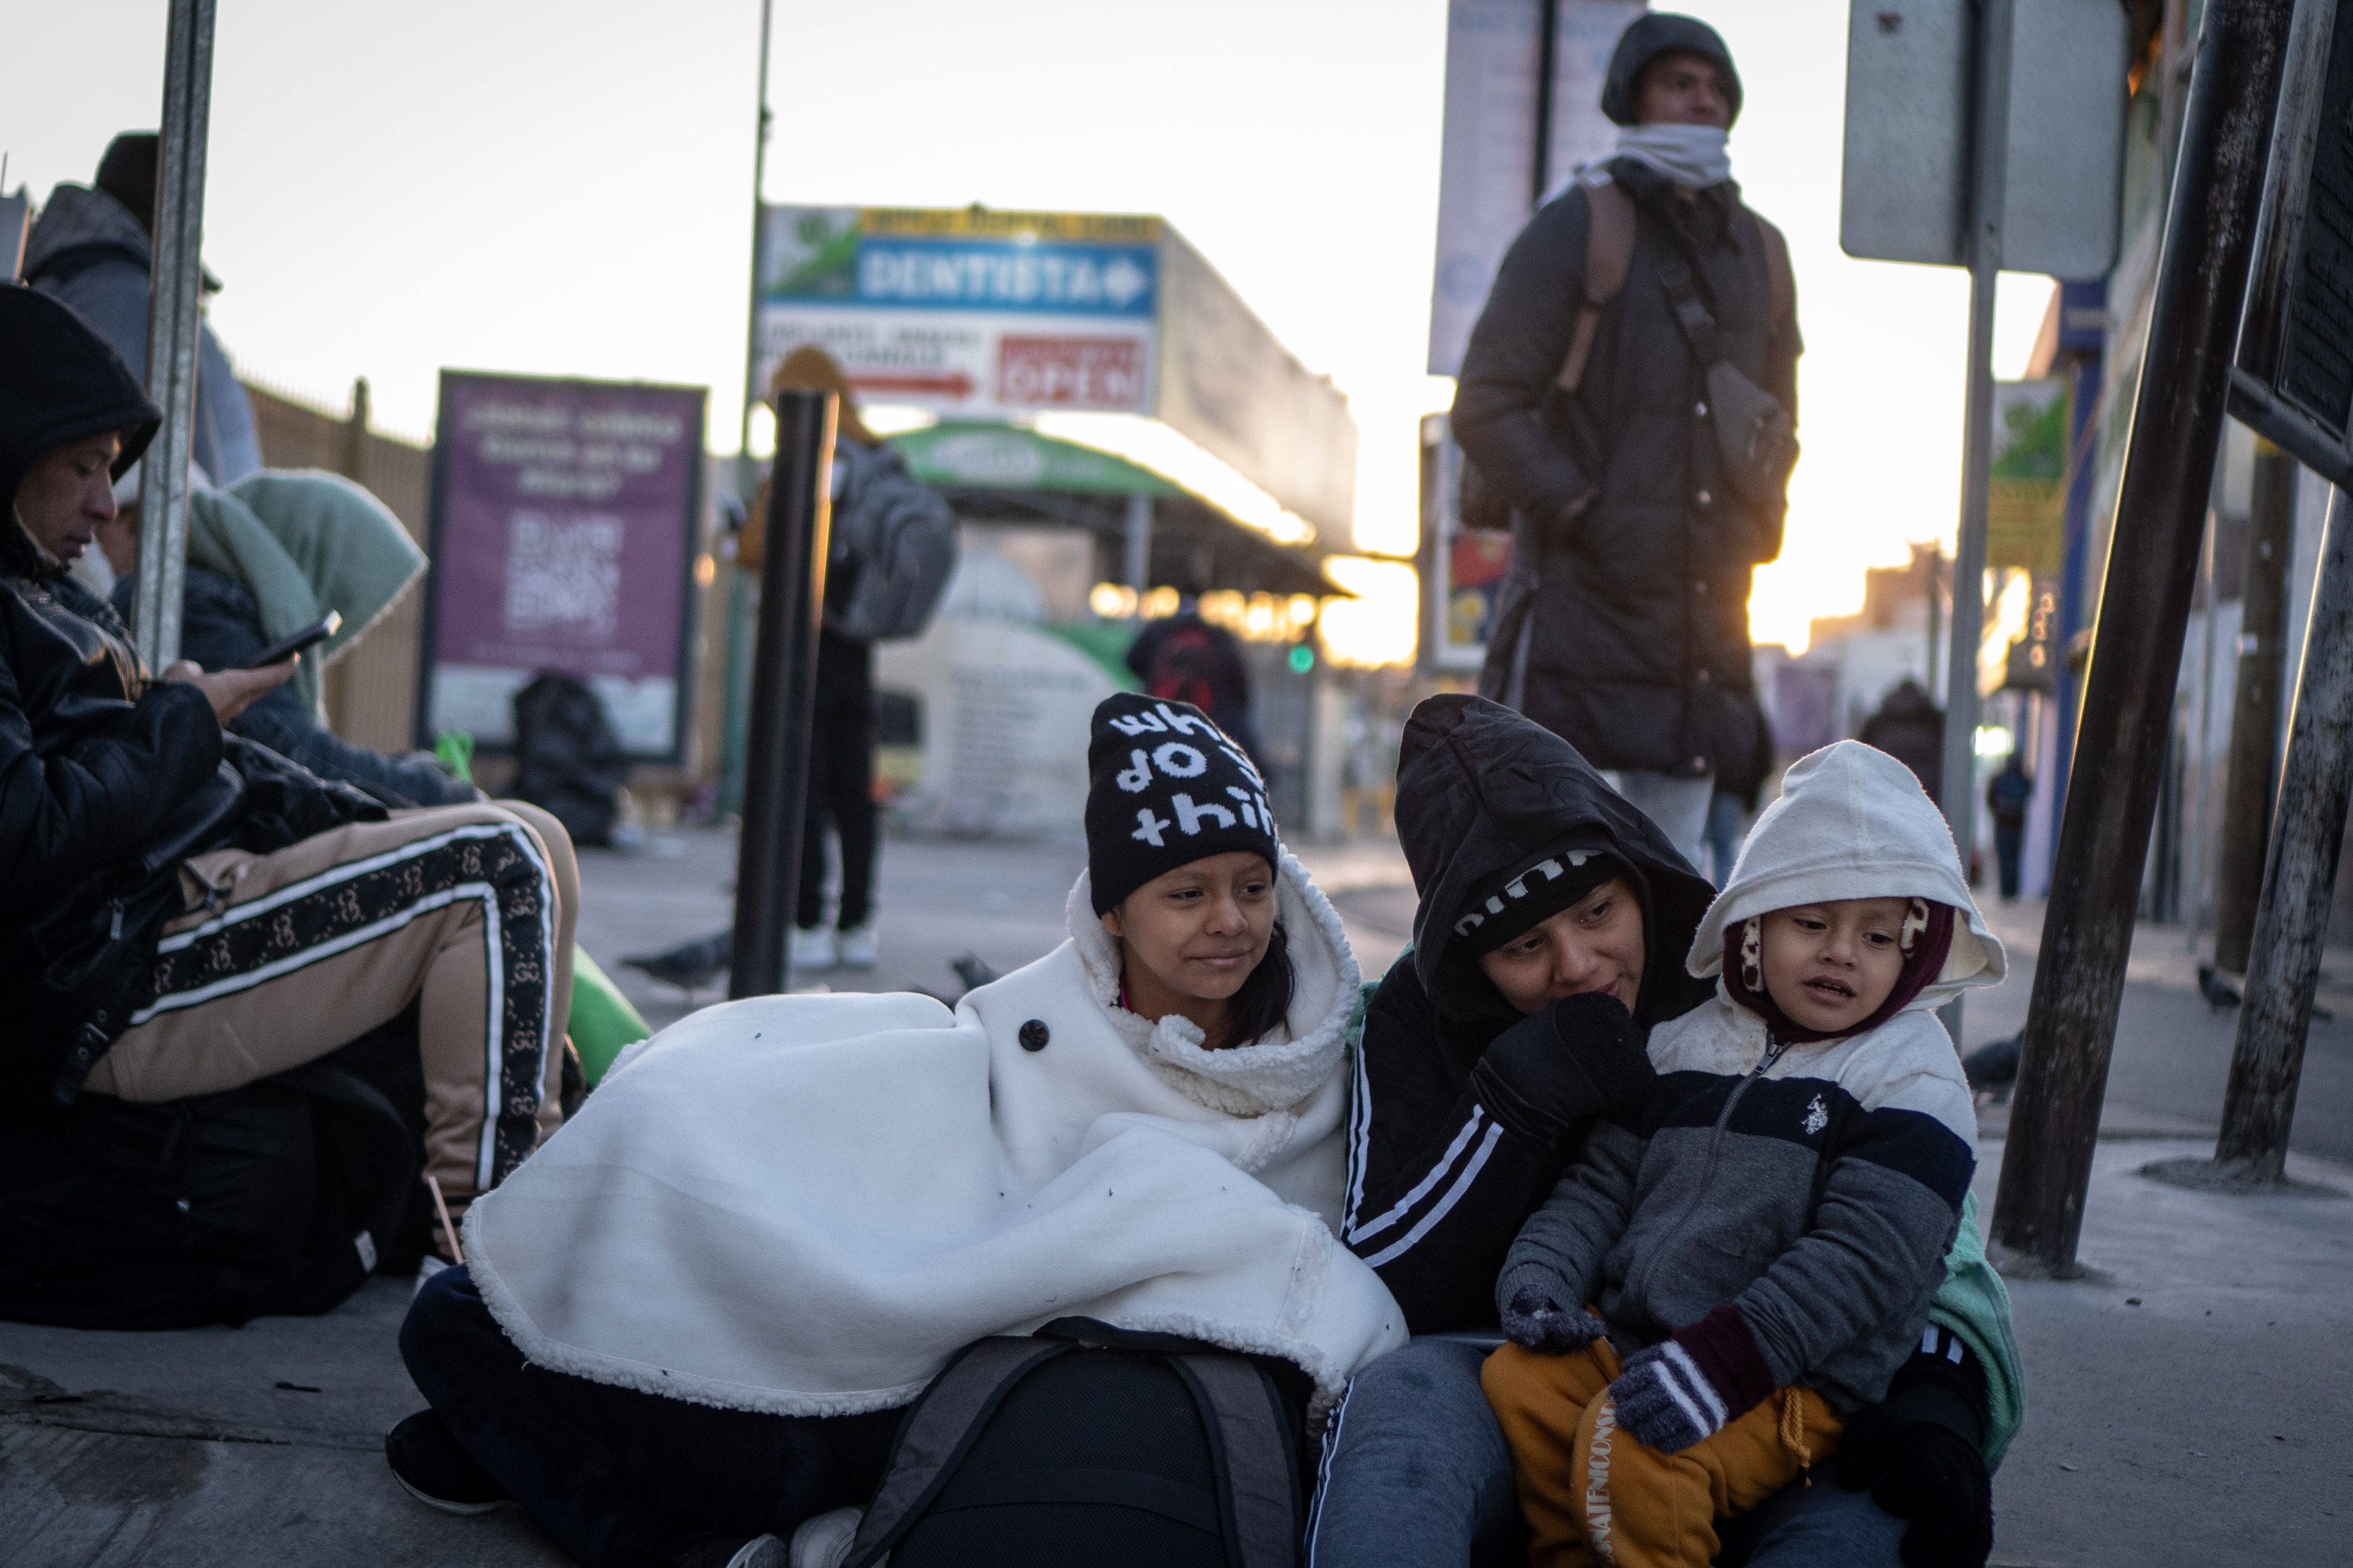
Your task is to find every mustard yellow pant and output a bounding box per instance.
[1481,1337,1844,1568]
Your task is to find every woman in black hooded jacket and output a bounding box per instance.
[1306,696,2005,1568]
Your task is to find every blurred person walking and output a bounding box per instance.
[23,132,263,486]
[1452,15,1798,868]
[1126,600,1268,772]
[1985,751,2032,902]
[740,348,955,973]
[1860,677,1946,807]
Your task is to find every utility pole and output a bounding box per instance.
[720,0,777,819]
[130,0,216,670]
[1933,0,2014,1045]
[2212,441,2299,972]
[1992,0,2296,1273]
[2213,484,2353,1178]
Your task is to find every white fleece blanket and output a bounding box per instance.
[463,852,1404,1417]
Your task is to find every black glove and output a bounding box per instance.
[1835,1401,1994,1568]
[1500,1286,1608,1356]
[1472,991,1655,1141]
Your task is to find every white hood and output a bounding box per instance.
[465,854,1399,1418]
[1687,740,2006,1011]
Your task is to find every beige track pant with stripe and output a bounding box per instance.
[84,800,579,1207]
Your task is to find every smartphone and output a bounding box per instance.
[242,610,341,669]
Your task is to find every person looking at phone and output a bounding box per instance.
[1451,13,1799,869]
[1,288,580,1311]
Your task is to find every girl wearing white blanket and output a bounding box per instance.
[390,693,1406,1568]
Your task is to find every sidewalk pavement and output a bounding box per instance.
[6,829,2348,1564]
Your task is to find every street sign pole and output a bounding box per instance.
[131,0,216,670]
[1933,0,2012,1045]
[1992,0,2296,1272]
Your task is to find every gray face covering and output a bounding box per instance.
[1612,123,1732,189]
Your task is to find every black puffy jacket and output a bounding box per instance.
[1452,159,1799,779]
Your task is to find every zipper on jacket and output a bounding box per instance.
[1623,1032,1792,1309]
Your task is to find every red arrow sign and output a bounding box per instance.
[850,370,976,399]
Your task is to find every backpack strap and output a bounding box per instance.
[846,1336,1070,1568]
[1172,1354,1297,1568]
[1556,176,1637,396]
[1754,213,1796,335]
[1655,253,1727,368]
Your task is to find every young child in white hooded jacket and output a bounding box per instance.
[1479,740,2006,1568]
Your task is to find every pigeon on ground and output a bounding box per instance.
[1962,1031,2023,1099]
[2197,962,2242,1013]
[623,930,733,999]
[950,953,1001,994]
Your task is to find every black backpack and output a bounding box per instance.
[512,671,629,846]
[0,1057,415,1331]
[847,1318,1310,1568]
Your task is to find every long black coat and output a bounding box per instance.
[1452,159,1799,778]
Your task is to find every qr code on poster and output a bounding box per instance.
[505,512,622,636]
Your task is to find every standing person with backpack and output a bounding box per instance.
[741,348,956,974]
[1452,14,1799,869]
[1126,601,1267,773]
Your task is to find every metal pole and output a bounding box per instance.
[131,0,216,670]
[1992,0,2296,1272]
[2214,485,2353,1178]
[730,390,836,999]
[718,0,775,821]
[1530,0,1560,208]
[1935,0,2013,1046]
[1124,493,1153,598]
[2188,507,2219,953]
[739,0,775,464]
[2213,441,2299,972]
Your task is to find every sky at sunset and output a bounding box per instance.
[11,1,2061,654]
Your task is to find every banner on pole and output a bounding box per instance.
[1987,378,2068,576]
[419,371,708,761]
[1427,0,1640,377]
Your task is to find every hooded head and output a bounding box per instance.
[1394,695,1717,1024]
[1688,740,2005,1016]
[1,287,162,577]
[1601,13,1743,128]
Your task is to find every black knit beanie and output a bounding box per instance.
[1454,848,1629,957]
[1087,693,1280,916]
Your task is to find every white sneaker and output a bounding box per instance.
[835,924,878,970]
[788,1508,863,1568]
[790,926,836,970]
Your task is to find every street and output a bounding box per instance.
[4,826,2346,1566]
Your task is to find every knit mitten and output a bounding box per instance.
[1606,1304,1775,1453]
[1836,1404,1994,1568]
[1501,1286,1609,1356]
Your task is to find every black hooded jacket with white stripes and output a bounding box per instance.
[1341,696,1717,1332]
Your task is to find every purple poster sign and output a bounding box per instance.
[421,372,707,759]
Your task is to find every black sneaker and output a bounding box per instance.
[384,1409,512,1515]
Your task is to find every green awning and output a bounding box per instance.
[893,422,1182,497]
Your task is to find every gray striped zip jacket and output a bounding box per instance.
[1498,992,1978,1411]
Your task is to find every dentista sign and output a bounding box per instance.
[756,206,1161,418]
